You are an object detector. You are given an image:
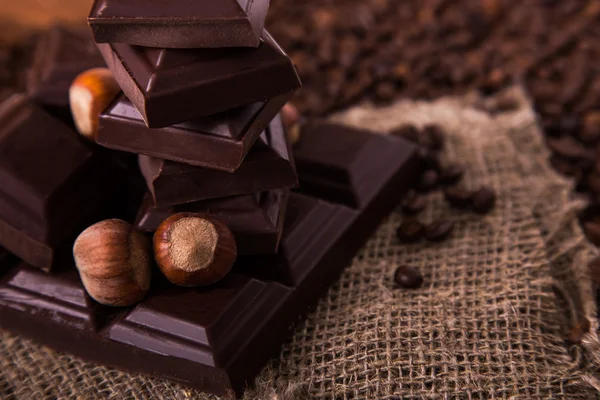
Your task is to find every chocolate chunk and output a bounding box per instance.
[425,220,455,242]
[26,26,104,108]
[393,265,424,289]
[417,170,439,192]
[438,163,464,185]
[401,191,428,215]
[98,31,301,128]
[89,0,269,48]
[294,122,420,209]
[98,93,291,172]
[396,219,425,243]
[390,125,420,143]
[472,186,497,214]
[566,318,591,345]
[139,116,298,207]
[444,187,474,209]
[0,94,124,270]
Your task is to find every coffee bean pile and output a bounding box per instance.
[390,124,497,289]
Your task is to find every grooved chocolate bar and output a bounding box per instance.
[26,26,104,109]
[0,94,124,270]
[139,115,298,207]
[135,190,289,255]
[97,30,301,128]
[97,93,291,172]
[88,0,270,49]
[0,127,420,397]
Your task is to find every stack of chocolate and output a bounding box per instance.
[0,1,422,397]
[86,0,302,258]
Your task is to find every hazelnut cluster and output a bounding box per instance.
[73,214,237,307]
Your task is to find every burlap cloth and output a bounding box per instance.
[2,86,600,399]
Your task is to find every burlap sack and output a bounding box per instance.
[2,86,599,399]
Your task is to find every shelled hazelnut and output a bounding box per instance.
[73,219,152,307]
[154,213,237,287]
[69,67,120,141]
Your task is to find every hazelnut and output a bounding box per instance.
[153,213,237,287]
[73,219,152,307]
[69,67,120,141]
[281,102,302,146]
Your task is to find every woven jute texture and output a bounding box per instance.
[2,86,600,399]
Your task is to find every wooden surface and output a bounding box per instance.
[1,0,91,42]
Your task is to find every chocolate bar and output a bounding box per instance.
[0,94,124,270]
[88,0,269,49]
[135,190,289,255]
[140,115,298,207]
[97,31,301,128]
[0,127,420,397]
[97,93,291,172]
[26,26,104,109]
[294,122,421,209]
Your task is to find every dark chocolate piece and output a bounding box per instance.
[88,0,269,49]
[26,26,104,108]
[0,94,123,269]
[294,122,421,209]
[97,30,301,128]
[0,128,421,397]
[135,190,289,255]
[140,115,298,207]
[97,93,291,172]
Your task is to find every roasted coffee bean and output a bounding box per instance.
[547,136,594,161]
[374,82,396,103]
[396,219,425,243]
[566,318,591,345]
[580,111,600,144]
[393,265,423,289]
[421,124,445,151]
[444,187,474,209]
[417,170,439,192]
[390,125,420,143]
[425,220,455,242]
[588,256,600,286]
[438,163,464,185]
[584,222,600,246]
[418,149,442,173]
[401,190,427,215]
[493,94,520,113]
[549,154,579,177]
[472,186,496,214]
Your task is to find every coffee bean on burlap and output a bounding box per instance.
[444,187,474,209]
[549,154,579,177]
[587,256,600,286]
[580,111,600,144]
[396,219,425,243]
[393,265,423,289]
[374,82,396,103]
[566,318,591,345]
[401,190,427,215]
[438,163,464,185]
[418,149,443,172]
[417,170,439,192]
[425,220,455,242]
[547,136,595,161]
[420,124,446,151]
[583,222,600,246]
[472,186,496,214]
[390,125,420,143]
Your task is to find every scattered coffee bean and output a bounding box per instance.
[390,125,420,143]
[493,95,520,113]
[421,124,445,151]
[584,222,600,246]
[587,256,600,287]
[425,220,455,242]
[418,149,443,173]
[566,318,591,345]
[546,136,594,161]
[396,219,425,243]
[444,187,474,209]
[438,163,464,185]
[472,186,496,214]
[401,190,427,215]
[393,265,424,289]
[417,170,439,192]
[580,111,600,144]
